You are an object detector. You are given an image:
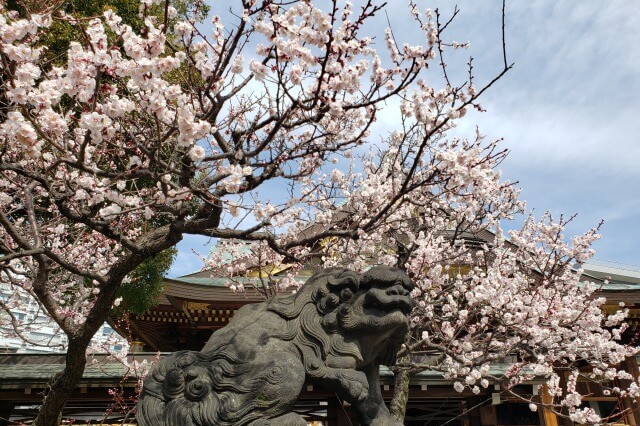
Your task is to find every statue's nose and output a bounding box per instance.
[386,284,410,297]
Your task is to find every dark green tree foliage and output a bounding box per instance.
[115,247,177,314]
[6,0,208,66]
[7,0,143,66]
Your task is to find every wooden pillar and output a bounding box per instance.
[461,400,470,426]
[465,397,483,426]
[622,396,638,426]
[479,405,496,426]
[540,384,559,426]
[618,357,640,425]
[627,356,640,423]
[556,373,575,426]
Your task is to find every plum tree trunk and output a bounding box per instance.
[32,339,88,426]
[389,367,411,423]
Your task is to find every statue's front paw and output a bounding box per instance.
[337,371,369,403]
[347,379,369,403]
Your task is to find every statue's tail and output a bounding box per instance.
[137,349,269,426]
[137,350,218,426]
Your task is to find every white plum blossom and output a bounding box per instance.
[249,60,268,81]
[189,145,206,162]
[231,54,244,74]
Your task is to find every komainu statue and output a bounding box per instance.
[137,266,414,426]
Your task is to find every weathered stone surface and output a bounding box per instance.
[137,266,414,426]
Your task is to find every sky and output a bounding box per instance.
[169,1,640,277]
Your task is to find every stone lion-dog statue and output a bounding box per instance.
[137,266,414,425]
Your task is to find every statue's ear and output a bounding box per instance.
[315,290,341,315]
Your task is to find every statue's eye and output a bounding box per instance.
[340,288,353,300]
[321,293,340,312]
[185,368,199,380]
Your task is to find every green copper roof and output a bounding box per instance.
[597,282,640,291]
[0,362,129,383]
[0,353,518,388]
[169,275,309,287]
[0,353,159,389]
